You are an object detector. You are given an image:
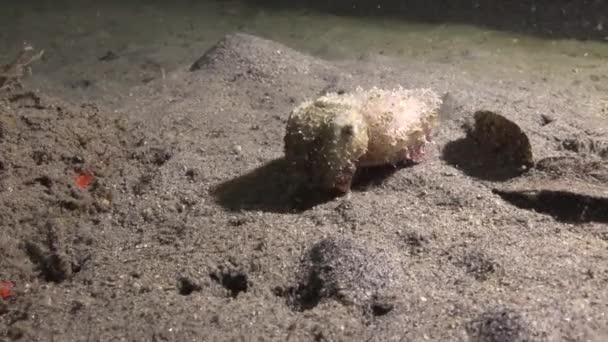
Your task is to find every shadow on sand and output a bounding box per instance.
[211,158,413,213]
[211,158,330,213]
[442,136,526,182]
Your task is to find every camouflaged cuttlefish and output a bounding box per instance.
[284,86,442,194]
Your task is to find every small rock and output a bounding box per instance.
[286,237,394,311]
[468,110,534,169]
[540,114,555,125]
[185,168,200,181]
[177,276,202,295]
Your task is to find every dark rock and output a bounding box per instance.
[443,110,533,181]
[469,110,534,169]
[466,307,533,342]
[177,276,202,296]
[287,237,394,311]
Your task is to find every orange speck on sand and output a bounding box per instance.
[0,281,14,300]
[75,171,93,188]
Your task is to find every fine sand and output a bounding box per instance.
[1,2,608,341]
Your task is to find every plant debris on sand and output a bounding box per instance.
[0,43,44,90]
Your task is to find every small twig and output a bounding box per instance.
[0,42,44,89]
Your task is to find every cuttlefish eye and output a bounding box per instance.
[341,125,354,137]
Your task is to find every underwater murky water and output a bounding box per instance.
[1,0,607,102]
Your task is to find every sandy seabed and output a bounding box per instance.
[1,1,608,341]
